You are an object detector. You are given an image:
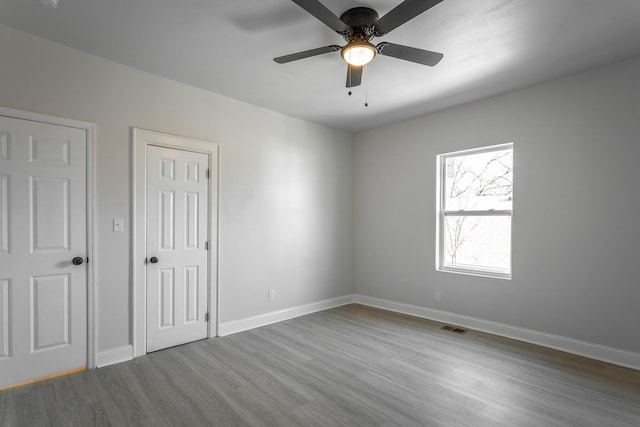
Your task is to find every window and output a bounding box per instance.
[437,143,513,279]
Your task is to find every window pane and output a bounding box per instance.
[445,148,513,211]
[442,215,511,275]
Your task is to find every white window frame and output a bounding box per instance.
[436,143,513,280]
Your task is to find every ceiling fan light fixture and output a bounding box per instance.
[341,41,376,66]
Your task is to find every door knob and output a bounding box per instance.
[149,256,159,264]
[72,257,84,265]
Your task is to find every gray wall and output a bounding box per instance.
[3,22,639,359]
[354,56,640,353]
[0,25,353,353]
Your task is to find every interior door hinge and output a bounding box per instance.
[205,313,210,322]
[206,169,210,179]
[205,241,209,250]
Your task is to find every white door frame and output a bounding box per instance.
[132,128,219,358]
[0,106,97,369]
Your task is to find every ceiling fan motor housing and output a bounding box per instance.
[339,7,379,42]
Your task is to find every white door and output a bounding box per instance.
[146,145,208,352]
[0,116,87,389]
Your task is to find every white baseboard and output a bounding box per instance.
[96,345,133,368]
[94,295,640,372]
[218,295,354,336]
[353,294,640,371]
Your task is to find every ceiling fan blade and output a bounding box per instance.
[291,0,351,35]
[374,0,444,35]
[274,45,341,64]
[346,65,363,88]
[377,42,443,66]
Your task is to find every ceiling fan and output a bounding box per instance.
[274,0,445,88]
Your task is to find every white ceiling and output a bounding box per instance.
[2,0,640,132]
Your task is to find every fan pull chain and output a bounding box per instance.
[364,65,369,107]
[348,65,352,96]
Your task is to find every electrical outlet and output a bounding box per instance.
[38,0,59,8]
[268,289,275,301]
[435,291,442,302]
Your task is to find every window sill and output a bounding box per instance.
[437,267,511,280]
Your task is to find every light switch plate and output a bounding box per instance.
[113,218,124,232]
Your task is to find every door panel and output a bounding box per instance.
[159,268,175,328]
[146,145,208,352]
[0,279,8,358]
[0,132,8,159]
[160,190,175,250]
[185,192,199,249]
[0,174,7,253]
[31,274,70,351]
[30,136,70,165]
[31,177,70,251]
[184,266,198,323]
[0,116,87,389]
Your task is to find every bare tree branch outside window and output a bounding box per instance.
[444,148,513,270]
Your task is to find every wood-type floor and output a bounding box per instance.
[1,304,639,426]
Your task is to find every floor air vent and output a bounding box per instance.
[441,325,468,335]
